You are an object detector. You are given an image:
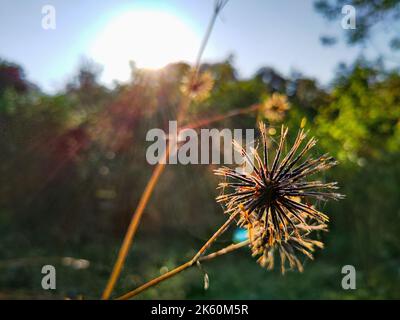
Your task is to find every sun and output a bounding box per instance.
[90,10,200,84]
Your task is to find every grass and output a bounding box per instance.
[1,225,398,300]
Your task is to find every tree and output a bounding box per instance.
[0,59,29,94]
[315,59,400,162]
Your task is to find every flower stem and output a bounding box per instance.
[115,212,241,300]
[199,239,249,262]
[183,104,260,130]
[101,149,169,300]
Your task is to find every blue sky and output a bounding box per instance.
[0,0,392,92]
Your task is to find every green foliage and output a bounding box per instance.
[315,61,400,163]
[0,57,399,299]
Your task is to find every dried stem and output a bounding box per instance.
[101,148,169,299]
[101,1,229,300]
[177,0,228,121]
[116,212,240,300]
[183,104,260,130]
[116,260,192,300]
[192,212,239,262]
[199,239,250,262]
[194,0,228,73]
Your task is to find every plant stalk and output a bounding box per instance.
[116,212,241,300]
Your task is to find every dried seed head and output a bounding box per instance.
[262,93,290,122]
[215,123,344,271]
[248,216,326,273]
[180,69,214,102]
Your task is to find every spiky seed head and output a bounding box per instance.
[215,123,344,262]
[248,214,327,273]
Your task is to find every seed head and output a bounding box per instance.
[262,93,290,122]
[215,123,344,242]
[180,69,214,102]
[248,215,326,273]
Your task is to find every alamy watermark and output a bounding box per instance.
[341,5,356,30]
[341,265,356,290]
[41,265,56,290]
[41,5,56,30]
[146,121,255,172]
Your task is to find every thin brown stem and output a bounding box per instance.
[199,239,249,262]
[115,212,240,300]
[101,148,169,299]
[194,1,227,71]
[116,260,193,300]
[192,212,239,262]
[183,104,260,130]
[177,1,227,121]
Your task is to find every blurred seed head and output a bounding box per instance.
[180,69,214,102]
[262,93,290,122]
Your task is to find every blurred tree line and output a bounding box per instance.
[0,53,399,298]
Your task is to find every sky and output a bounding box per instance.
[0,0,392,93]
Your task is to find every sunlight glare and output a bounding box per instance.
[90,10,200,84]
